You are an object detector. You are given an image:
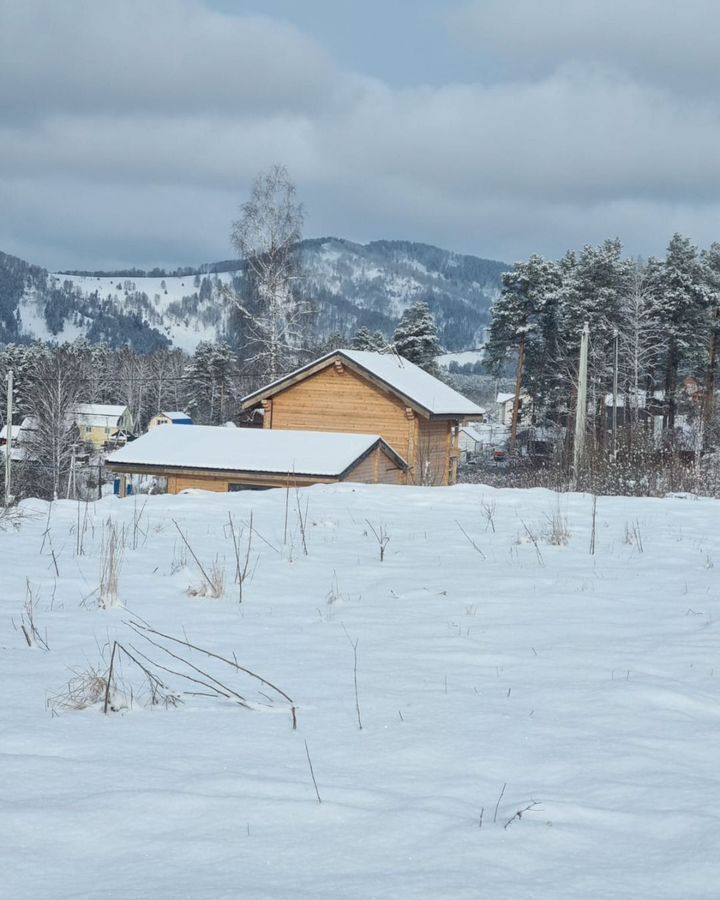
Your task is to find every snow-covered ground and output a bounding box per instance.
[2,484,720,898]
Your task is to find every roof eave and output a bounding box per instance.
[105,461,344,480]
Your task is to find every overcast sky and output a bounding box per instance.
[2,0,720,270]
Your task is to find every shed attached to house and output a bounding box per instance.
[240,349,483,485]
[106,424,408,494]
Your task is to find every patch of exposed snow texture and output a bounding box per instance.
[2,484,720,898]
[107,425,391,476]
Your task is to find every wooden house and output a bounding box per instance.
[496,391,533,427]
[458,424,484,461]
[106,424,408,495]
[148,410,193,430]
[240,349,483,486]
[73,404,133,448]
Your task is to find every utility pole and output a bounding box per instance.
[4,369,13,507]
[612,327,619,458]
[66,445,76,500]
[573,323,589,483]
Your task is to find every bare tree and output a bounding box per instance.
[617,260,667,425]
[24,348,82,499]
[228,165,309,381]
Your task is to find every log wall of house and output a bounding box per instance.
[343,446,405,485]
[263,364,457,484]
[165,472,326,494]
[414,419,453,486]
[266,365,411,453]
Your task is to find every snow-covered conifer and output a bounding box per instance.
[392,302,442,374]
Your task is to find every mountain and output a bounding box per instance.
[0,239,507,353]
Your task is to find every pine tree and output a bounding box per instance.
[555,240,631,395]
[649,234,709,429]
[185,341,236,424]
[701,243,720,421]
[484,255,561,406]
[392,302,442,375]
[351,326,389,352]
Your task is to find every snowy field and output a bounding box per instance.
[2,484,720,899]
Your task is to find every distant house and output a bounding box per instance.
[457,425,484,461]
[0,424,21,447]
[496,391,532,427]
[148,411,193,430]
[106,425,408,495]
[73,404,133,448]
[240,349,483,485]
[0,417,38,462]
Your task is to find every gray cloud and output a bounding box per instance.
[451,0,720,91]
[3,0,720,269]
[0,0,340,119]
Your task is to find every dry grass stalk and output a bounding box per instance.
[480,499,497,533]
[18,579,49,650]
[542,511,570,546]
[456,521,487,559]
[126,619,297,728]
[187,557,225,599]
[227,510,254,603]
[99,519,124,608]
[173,518,225,598]
[366,520,390,561]
[49,666,110,712]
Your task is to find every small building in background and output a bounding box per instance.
[457,424,484,461]
[73,404,133,449]
[147,411,193,430]
[0,417,39,462]
[106,424,408,495]
[496,392,533,427]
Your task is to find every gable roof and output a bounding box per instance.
[74,404,129,427]
[106,424,407,479]
[160,411,192,422]
[241,349,483,419]
[459,425,484,443]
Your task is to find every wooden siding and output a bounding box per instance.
[343,446,405,485]
[266,364,418,477]
[165,471,329,493]
[413,419,453,486]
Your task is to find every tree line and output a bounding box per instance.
[485,234,720,435]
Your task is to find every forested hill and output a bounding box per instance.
[0,239,506,353]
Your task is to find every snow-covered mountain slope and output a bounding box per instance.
[1,240,506,352]
[2,484,719,898]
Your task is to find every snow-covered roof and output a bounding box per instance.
[74,404,129,426]
[241,349,483,418]
[161,411,192,422]
[496,393,515,405]
[107,425,407,477]
[0,425,21,441]
[459,425,484,443]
